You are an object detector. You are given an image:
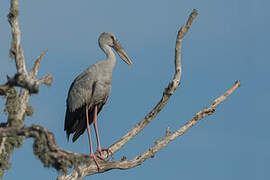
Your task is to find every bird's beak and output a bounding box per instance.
[113,41,133,66]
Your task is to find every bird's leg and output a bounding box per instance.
[86,105,100,169]
[93,105,112,160]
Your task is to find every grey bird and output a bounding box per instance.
[64,32,133,168]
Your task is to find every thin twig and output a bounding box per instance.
[30,50,48,78]
[0,5,241,180]
[106,8,198,158]
[62,81,240,178]
[37,74,53,87]
[60,8,200,179]
[0,1,52,177]
[0,80,240,180]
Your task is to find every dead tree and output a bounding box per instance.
[0,1,240,180]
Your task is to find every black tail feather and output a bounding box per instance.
[64,103,105,143]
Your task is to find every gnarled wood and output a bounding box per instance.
[0,3,241,180]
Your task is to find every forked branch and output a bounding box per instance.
[105,9,198,158]
[1,0,51,96]
[0,0,52,178]
[0,5,241,180]
[0,80,240,180]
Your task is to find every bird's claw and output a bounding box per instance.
[95,148,113,160]
[90,148,112,171]
[90,154,101,170]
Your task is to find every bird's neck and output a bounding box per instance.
[100,44,116,73]
[101,44,116,63]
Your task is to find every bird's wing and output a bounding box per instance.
[66,65,97,112]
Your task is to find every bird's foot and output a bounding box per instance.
[95,148,113,160]
[90,153,101,170]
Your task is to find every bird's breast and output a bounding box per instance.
[91,81,111,105]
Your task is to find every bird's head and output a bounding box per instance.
[98,32,133,66]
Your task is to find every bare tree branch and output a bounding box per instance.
[102,9,198,159]
[4,0,30,126]
[37,74,53,87]
[0,4,50,96]
[0,3,241,180]
[0,125,89,172]
[0,0,53,177]
[3,72,53,94]
[29,49,48,78]
[8,0,27,75]
[0,50,51,95]
[60,82,240,180]
[0,80,240,180]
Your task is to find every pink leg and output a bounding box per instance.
[93,105,112,159]
[86,106,100,169]
[93,105,102,152]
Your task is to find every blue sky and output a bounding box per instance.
[0,0,269,179]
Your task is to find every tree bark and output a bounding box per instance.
[0,2,241,180]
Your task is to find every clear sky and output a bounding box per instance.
[0,0,269,179]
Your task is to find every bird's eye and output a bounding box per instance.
[111,36,115,41]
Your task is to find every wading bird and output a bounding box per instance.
[64,32,133,168]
